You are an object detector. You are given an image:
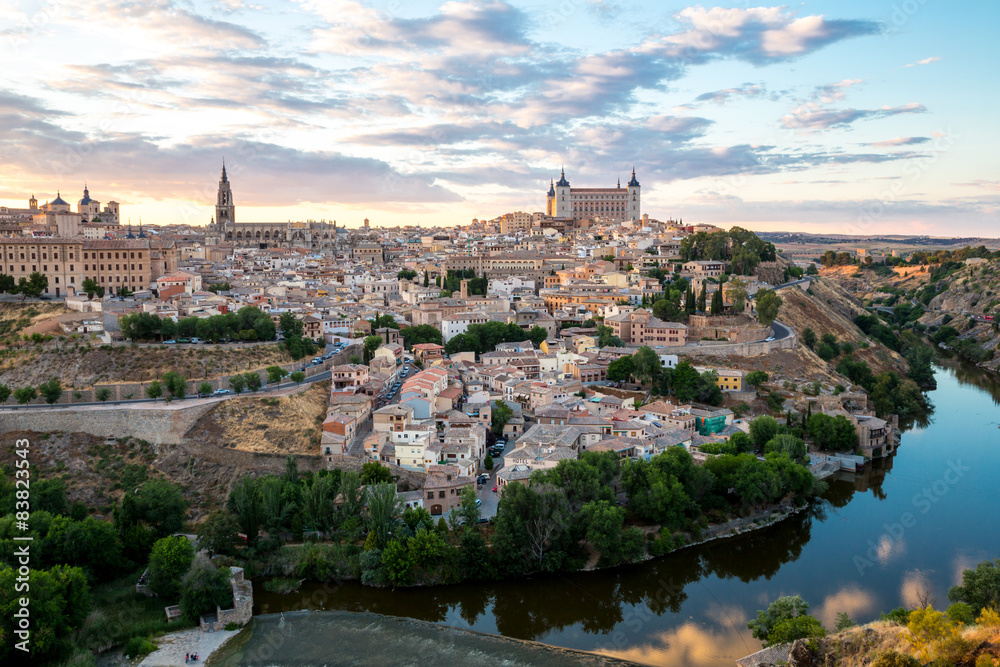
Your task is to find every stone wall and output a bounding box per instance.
[684,329,796,358]
[14,343,361,406]
[201,567,253,632]
[687,314,769,344]
[1,402,217,445]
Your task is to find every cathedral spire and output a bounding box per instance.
[221,159,228,183]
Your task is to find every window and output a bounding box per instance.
[43,265,47,271]
[70,265,73,271]
[438,491,445,499]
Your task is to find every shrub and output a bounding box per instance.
[870,651,919,667]
[123,637,157,659]
[946,601,975,625]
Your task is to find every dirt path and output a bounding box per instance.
[139,628,240,667]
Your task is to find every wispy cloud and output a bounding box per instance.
[903,56,941,68]
[867,136,931,148]
[782,102,926,130]
[695,83,766,105]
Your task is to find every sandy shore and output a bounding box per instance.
[138,628,240,667]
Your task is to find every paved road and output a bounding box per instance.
[770,320,793,341]
[0,369,333,412]
[772,276,816,290]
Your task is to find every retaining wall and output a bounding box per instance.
[0,401,217,445]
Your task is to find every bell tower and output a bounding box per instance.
[215,161,235,227]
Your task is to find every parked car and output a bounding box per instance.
[475,499,482,507]
[163,339,176,344]
[213,389,232,395]
[477,473,490,483]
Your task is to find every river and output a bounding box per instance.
[249,356,1000,666]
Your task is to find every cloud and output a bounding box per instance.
[782,102,926,130]
[695,83,766,105]
[903,56,941,68]
[813,78,863,103]
[867,136,931,148]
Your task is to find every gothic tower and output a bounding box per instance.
[216,162,235,227]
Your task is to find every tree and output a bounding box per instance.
[632,346,661,385]
[728,276,748,313]
[161,371,186,399]
[364,335,383,363]
[423,270,429,287]
[243,372,262,392]
[401,324,443,349]
[581,499,644,567]
[607,355,634,383]
[365,483,403,550]
[290,371,306,383]
[196,511,240,556]
[948,558,1000,613]
[179,555,233,623]
[749,415,779,450]
[491,400,513,437]
[229,374,246,394]
[361,461,393,485]
[13,386,36,404]
[145,381,163,401]
[397,269,417,281]
[0,564,92,663]
[381,539,413,586]
[38,378,62,404]
[278,312,303,339]
[198,381,212,397]
[228,477,264,545]
[748,595,813,646]
[671,361,700,402]
[148,535,195,599]
[696,281,707,312]
[710,287,724,315]
[134,478,189,537]
[81,278,104,299]
[765,434,808,463]
[806,413,858,451]
[0,384,9,405]
[802,327,817,350]
[266,365,288,384]
[756,288,783,326]
[15,271,48,298]
[527,326,548,346]
[0,273,15,293]
[458,486,480,528]
[745,370,769,393]
[484,453,494,470]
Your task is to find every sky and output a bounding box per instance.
[1,0,998,235]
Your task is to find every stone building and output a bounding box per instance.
[204,164,339,250]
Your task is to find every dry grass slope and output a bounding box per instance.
[0,342,293,388]
[184,381,329,455]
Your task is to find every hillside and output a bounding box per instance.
[0,340,294,388]
[781,615,1000,666]
[1,383,332,520]
[184,381,329,454]
[0,302,68,339]
[776,277,908,376]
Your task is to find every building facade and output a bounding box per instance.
[546,168,641,222]
[0,237,177,297]
[204,165,339,250]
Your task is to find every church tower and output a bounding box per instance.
[215,162,235,227]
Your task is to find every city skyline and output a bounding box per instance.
[1,0,996,233]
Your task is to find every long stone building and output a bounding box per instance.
[0,237,178,297]
[204,164,340,250]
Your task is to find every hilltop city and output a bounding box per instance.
[3,164,1000,667]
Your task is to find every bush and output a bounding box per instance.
[870,651,920,667]
[148,536,195,599]
[946,601,975,625]
[123,636,157,659]
[179,555,233,623]
[880,607,911,625]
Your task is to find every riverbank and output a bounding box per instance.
[138,628,241,667]
[208,610,649,666]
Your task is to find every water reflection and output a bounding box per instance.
[249,357,1000,667]
[255,510,816,641]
